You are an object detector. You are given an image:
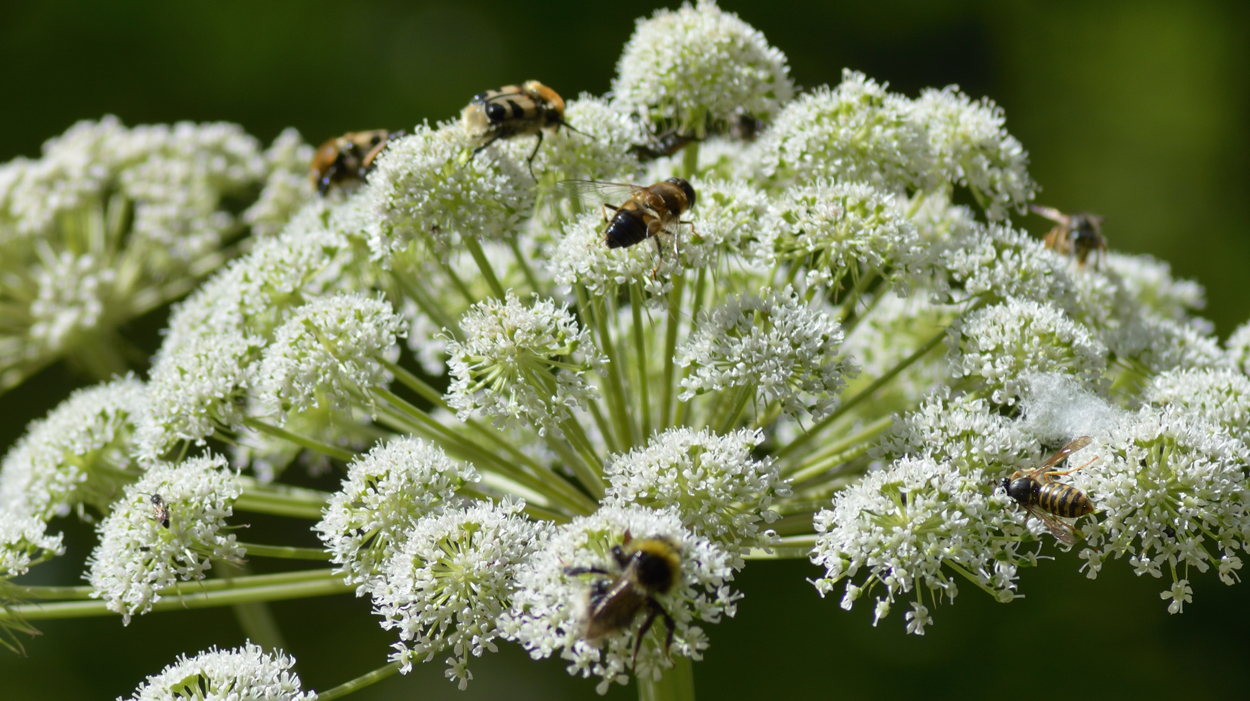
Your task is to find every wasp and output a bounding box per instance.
[564,532,681,668]
[461,81,585,177]
[309,130,405,196]
[1001,436,1097,545]
[138,492,170,529]
[562,177,697,276]
[1029,205,1107,269]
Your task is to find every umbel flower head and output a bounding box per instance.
[374,498,551,689]
[613,0,794,137]
[445,292,606,436]
[87,454,244,624]
[121,641,314,701]
[7,4,1250,697]
[500,505,739,695]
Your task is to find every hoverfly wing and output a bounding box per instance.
[556,179,647,209]
[1029,204,1069,224]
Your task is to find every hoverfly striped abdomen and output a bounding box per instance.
[1035,481,1093,518]
[603,208,651,249]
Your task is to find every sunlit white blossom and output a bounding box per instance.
[501,505,739,694]
[678,287,856,421]
[87,455,244,624]
[948,297,1107,404]
[811,456,1022,633]
[446,293,605,435]
[604,428,788,552]
[0,505,64,580]
[120,641,314,701]
[0,376,147,519]
[316,436,479,592]
[255,293,406,421]
[613,0,793,137]
[374,498,549,689]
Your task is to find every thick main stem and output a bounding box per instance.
[638,656,696,701]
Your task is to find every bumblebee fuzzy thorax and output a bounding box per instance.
[626,536,682,594]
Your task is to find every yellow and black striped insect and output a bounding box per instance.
[461,80,586,177]
[139,492,170,529]
[1029,205,1107,270]
[1000,436,1097,545]
[564,531,681,669]
[309,130,405,196]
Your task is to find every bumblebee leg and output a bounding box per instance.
[650,235,664,280]
[632,605,661,669]
[562,562,610,574]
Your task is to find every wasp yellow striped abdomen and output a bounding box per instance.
[1001,436,1097,545]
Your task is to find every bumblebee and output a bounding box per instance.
[461,81,583,176]
[309,129,405,196]
[140,493,170,529]
[1000,436,1097,545]
[564,532,681,668]
[1029,205,1107,269]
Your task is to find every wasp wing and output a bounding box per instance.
[1027,436,1093,480]
[1024,503,1079,546]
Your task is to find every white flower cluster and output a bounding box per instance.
[255,293,406,421]
[810,456,1022,634]
[0,116,311,392]
[754,181,919,289]
[316,436,479,591]
[0,376,147,520]
[501,505,739,694]
[678,287,856,421]
[613,0,794,136]
[374,498,550,689]
[948,297,1107,405]
[604,428,788,552]
[0,506,64,581]
[120,642,314,701]
[446,293,606,435]
[1076,408,1250,611]
[87,455,244,624]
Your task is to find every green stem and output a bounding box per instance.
[439,259,478,306]
[462,234,507,299]
[239,543,332,561]
[508,235,542,294]
[639,655,696,701]
[235,480,329,519]
[243,418,357,463]
[591,292,637,449]
[673,267,707,428]
[660,271,685,430]
[743,536,819,560]
[317,661,404,701]
[781,415,895,477]
[786,442,875,485]
[3,572,350,621]
[773,328,946,462]
[681,141,701,180]
[630,283,653,440]
[222,564,287,654]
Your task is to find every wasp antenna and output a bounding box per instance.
[560,120,595,141]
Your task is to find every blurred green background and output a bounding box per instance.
[3,0,1249,698]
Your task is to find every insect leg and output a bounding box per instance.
[1045,455,1099,479]
[565,562,612,574]
[526,132,544,179]
[632,605,660,669]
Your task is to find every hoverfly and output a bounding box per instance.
[1000,436,1097,545]
[564,531,681,668]
[461,80,586,177]
[1029,205,1107,270]
[560,177,698,276]
[309,129,405,196]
